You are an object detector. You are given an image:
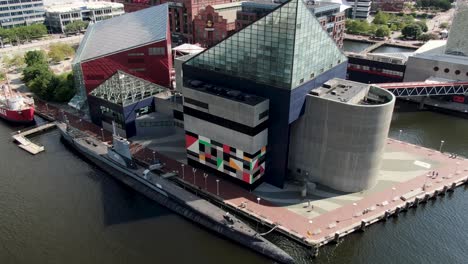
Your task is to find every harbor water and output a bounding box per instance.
[0,109,467,264]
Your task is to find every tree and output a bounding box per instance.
[373,11,390,25]
[28,69,55,100]
[64,21,89,34]
[22,63,50,84]
[418,33,438,41]
[402,24,423,39]
[24,50,47,67]
[415,20,428,32]
[53,73,75,102]
[375,25,391,37]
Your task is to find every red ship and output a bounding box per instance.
[0,83,35,123]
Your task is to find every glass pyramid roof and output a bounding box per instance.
[185,0,346,90]
[90,71,167,106]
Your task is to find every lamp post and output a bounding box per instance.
[257,197,261,205]
[391,187,396,201]
[398,129,402,141]
[352,203,357,217]
[456,161,460,174]
[100,128,104,141]
[152,151,156,163]
[45,103,49,114]
[181,164,185,180]
[203,173,208,190]
[439,140,445,153]
[216,179,220,195]
[192,168,197,185]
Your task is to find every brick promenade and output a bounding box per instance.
[35,99,468,247]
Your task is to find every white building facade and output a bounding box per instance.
[0,0,45,28]
[45,1,124,33]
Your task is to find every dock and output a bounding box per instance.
[31,99,468,258]
[12,122,57,154]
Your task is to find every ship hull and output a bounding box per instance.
[58,124,294,264]
[0,106,34,123]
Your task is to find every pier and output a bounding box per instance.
[31,99,468,256]
[12,122,56,154]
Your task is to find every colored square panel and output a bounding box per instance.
[223,144,230,153]
[242,172,251,183]
[185,134,198,149]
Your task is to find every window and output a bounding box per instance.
[433,66,439,71]
[128,53,144,56]
[259,109,269,120]
[128,58,144,63]
[444,68,449,73]
[455,70,461,75]
[184,97,208,109]
[148,47,165,56]
[129,68,146,72]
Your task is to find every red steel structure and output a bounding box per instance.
[81,39,172,94]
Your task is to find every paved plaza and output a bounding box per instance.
[254,142,443,219]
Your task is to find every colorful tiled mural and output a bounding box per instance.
[185,131,266,184]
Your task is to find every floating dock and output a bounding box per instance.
[12,122,56,154]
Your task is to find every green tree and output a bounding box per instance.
[53,73,75,102]
[418,33,438,41]
[375,25,391,37]
[373,11,390,25]
[402,23,423,39]
[28,69,55,100]
[64,21,89,34]
[24,50,47,66]
[22,63,50,84]
[415,20,428,32]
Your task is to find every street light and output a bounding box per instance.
[439,140,445,153]
[352,203,357,217]
[192,168,197,185]
[100,128,104,141]
[181,164,185,180]
[391,187,396,201]
[456,161,461,174]
[257,197,261,205]
[203,173,208,190]
[399,129,402,141]
[216,179,220,195]
[152,151,156,163]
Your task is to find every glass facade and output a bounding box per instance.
[186,0,346,90]
[90,71,166,106]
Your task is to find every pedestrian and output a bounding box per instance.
[436,172,439,177]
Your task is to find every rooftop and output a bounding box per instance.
[184,79,267,106]
[310,78,392,105]
[74,4,168,63]
[45,1,123,13]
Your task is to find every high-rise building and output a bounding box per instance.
[44,1,125,33]
[235,0,346,48]
[182,0,347,187]
[0,0,45,28]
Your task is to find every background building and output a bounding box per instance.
[71,4,172,115]
[371,0,405,12]
[0,0,45,28]
[183,0,347,187]
[45,1,124,33]
[288,79,395,192]
[193,2,242,47]
[235,0,346,48]
[347,0,371,19]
